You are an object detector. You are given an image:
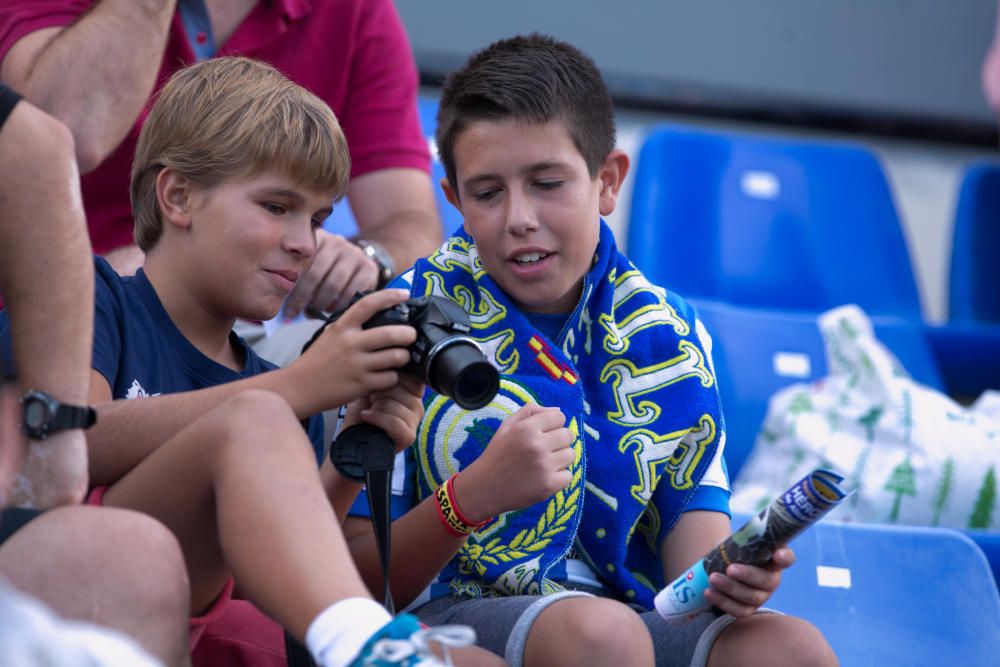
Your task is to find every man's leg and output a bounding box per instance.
[0,504,192,667]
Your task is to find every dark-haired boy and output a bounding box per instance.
[346,35,838,667]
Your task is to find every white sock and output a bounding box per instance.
[305,598,393,667]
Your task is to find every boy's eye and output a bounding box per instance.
[310,216,324,230]
[472,188,500,202]
[262,202,287,216]
[535,180,563,191]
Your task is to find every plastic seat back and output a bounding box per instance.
[744,517,1000,666]
[628,125,922,318]
[950,161,1000,324]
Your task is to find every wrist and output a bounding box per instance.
[450,469,495,524]
[434,474,492,537]
[354,239,394,289]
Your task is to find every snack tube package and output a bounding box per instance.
[654,468,849,623]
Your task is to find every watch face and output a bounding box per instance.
[24,399,49,429]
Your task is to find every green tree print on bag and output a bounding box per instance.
[969,466,997,529]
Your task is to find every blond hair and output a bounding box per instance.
[131,57,350,251]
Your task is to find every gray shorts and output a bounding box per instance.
[413,587,769,667]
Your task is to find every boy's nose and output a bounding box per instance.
[505,191,539,235]
[283,220,317,259]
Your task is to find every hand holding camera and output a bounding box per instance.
[291,289,417,414]
[316,291,500,481]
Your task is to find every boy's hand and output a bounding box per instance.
[452,403,575,523]
[704,547,795,617]
[342,374,425,453]
[292,289,416,411]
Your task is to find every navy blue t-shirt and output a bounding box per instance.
[0,257,325,462]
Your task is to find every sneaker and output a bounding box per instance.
[349,613,476,667]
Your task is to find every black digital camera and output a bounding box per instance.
[363,294,499,410]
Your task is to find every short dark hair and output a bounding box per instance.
[435,33,616,193]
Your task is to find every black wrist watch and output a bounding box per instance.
[355,239,395,289]
[20,390,97,440]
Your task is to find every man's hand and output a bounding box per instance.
[11,430,89,508]
[284,230,380,318]
[704,547,795,617]
[451,404,575,523]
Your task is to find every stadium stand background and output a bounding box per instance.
[396,0,1000,324]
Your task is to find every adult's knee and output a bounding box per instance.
[527,597,653,667]
[0,505,189,623]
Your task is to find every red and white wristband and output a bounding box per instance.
[434,474,491,537]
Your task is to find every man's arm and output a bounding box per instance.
[349,167,442,275]
[0,99,92,506]
[0,0,176,172]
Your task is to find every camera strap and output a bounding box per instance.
[365,467,395,614]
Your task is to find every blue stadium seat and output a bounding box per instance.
[323,95,463,242]
[950,161,1000,324]
[628,124,922,319]
[731,516,1000,666]
[693,299,943,482]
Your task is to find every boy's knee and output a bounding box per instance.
[210,390,301,443]
[712,614,838,667]
[777,617,838,667]
[218,389,295,423]
[530,597,652,666]
[207,390,313,466]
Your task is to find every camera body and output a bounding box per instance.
[363,294,500,410]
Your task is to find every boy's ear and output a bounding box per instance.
[441,176,462,213]
[597,149,630,217]
[155,168,195,230]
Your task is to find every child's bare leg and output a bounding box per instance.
[0,505,191,667]
[102,389,370,641]
[707,615,838,667]
[524,597,654,667]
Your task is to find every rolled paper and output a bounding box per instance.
[654,468,849,623]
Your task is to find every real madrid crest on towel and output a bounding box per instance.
[409,221,724,609]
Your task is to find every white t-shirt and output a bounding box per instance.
[0,579,163,667]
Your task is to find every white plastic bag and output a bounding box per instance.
[731,305,1000,529]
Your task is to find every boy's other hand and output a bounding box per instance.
[283,230,380,318]
[704,547,795,617]
[452,403,575,523]
[342,374,425,453]
[292,289,416,410]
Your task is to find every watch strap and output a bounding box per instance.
[54,403,97,431]
[355,239,395,289]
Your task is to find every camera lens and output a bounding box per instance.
[453,361,501,410]
[427,340,500,410]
